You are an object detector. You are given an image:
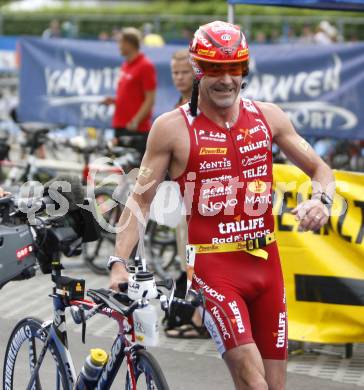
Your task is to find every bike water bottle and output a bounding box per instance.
[128,271,158,300]
[75,348,108,389]
[133,304,159,347]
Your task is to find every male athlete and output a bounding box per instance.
[109,21,335,390]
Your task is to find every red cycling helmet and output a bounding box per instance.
[189,20,249,80]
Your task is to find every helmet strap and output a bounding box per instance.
[189,78,200,117]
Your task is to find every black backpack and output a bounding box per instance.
[163,271,194,329]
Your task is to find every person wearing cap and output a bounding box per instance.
[109,21,334,389]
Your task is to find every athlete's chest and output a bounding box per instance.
[191,111,272,183]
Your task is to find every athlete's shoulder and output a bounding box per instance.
[254,101,285,118]
[240,97,283,117]
[148,108,186,146]
[153,107,186,130]
[254,101,293,137]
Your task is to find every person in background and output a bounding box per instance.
[102,27,157,156]
[254,31,267,44]
[98,31,110,41]
[298,24,314,44]
[170,49,193,107]
[164,49,209,339]
[314,20,339,44]
[42,19,62,39]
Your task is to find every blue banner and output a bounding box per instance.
[18,37,364,139]
[18,37,181,128]
[245,43,364,139]
[0,36,18,71]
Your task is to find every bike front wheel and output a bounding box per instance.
[3,317,69,390]
[125,349,169,390]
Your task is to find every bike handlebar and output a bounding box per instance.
[78,280,204,322]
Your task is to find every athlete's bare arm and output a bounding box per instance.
[110,109,188,289]
[257,101,335,231]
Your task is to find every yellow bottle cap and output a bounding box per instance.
[90,348,108,366]
[87,127,97,140]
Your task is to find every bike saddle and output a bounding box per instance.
[87,288,132,313]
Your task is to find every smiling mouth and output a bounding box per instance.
[213,87,235,93]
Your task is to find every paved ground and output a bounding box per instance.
[1,259,363,389]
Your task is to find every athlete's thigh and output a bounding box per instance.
[193,273,254,356]
[248,251,287,360]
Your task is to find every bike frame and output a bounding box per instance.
[25,288,141,390]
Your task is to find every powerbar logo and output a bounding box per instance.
[228,301,245,334]
[197,49,216,57]
[276,312,286,348]
[4,325,32,390]
[199,147,227,155]
[211,306,231,340]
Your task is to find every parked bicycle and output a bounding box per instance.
[0,122,81,189]
[71,140,142,275]
[1,192,203,389]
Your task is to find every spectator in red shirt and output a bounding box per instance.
[103,27,157,155]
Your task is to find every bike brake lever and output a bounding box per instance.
[159,295,169,312]
[80,308,86,344]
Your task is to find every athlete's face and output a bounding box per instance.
[198,62,244,109]
[171,59,194,96]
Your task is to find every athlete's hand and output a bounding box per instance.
[109,263,129,291]
[292,199,329,232]
[126,119,139,131]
